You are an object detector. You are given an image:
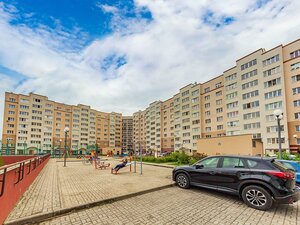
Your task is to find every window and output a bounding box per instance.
[204,95,210,101]
[191,97,199,103]
[204,87,210,93]
[217,116,223,122]
[242,90,259,100]
[192,104,199,110]
[216,108,223,113]
[226,83,237,91]
[227,111,239,118]
[293,87,300,95]
[216,91,222,96]
[291,62,300,71]
[216,99,222,105]
[264,78,281,88]
[242,80,258,89]
[263,54,279,66]
[265,101,282,110]
[217,125,223,130]
[215,82,222,88]
[8,104,16,109]
[295,112,300,119]
[192,90,199,96]
[226,92,237,100]
[204,103,210,108]
[265,90,282,99]
[227,101,238,109]
[225,73,237,81]
[227,121,239,127]
[292,74,300,83]
[290,50,300,59]
[182,97,189,103]
[198,157,219,168]
[263,66,280,77]
[205,111,210,116]
[294,100,300,107]
[241,69,257,80]
[222,157,245,168]
[205,119,211,124]
[205,127,211,132]
[267,125,284,133]
[241,59,257,71]
[243,101,259,109]
[182,90,189,96]
[243,112,260,120]
[267,138,285,144]
[244,122,260,130]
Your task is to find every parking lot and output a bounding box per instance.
[40,186,299,225]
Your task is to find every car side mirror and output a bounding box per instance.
[195,164,204,169]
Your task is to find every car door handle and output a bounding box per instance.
[209,171,217,175]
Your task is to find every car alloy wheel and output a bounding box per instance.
[176,173,190,189]
[245,189,267,207]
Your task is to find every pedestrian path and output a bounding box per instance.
[5,158,173,224]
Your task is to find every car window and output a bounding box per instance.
[199,157,219,168]
[246,159,271,170]
[222,157,245,168]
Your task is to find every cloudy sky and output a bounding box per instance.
[1,0,300,136]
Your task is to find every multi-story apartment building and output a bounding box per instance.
[161,98,174,152]
[132,110,146,152]
[122,116,133,153]
[132,38,300,155]
[174,83,202,153]
[1,92,122,155]
[145,101,162,153]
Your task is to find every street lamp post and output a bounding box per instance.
[273,109,284,160]
[63,127,69,167]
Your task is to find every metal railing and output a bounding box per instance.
[0,154,50,197]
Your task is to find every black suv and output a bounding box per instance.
[172,155,300,210]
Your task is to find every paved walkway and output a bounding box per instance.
[5,158,173,224]
[40,187,300,225]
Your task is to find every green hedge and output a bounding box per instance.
[141,152,207,165]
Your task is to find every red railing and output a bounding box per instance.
[0,154,50,224]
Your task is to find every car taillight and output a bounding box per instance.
[266,171,295,180]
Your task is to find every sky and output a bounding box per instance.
[1,0,300,137]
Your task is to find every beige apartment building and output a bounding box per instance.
[122,116,133,153]
[132,110,146,152]
[132,38,300,155]
[1,92,122,155]
[161,98,174,152]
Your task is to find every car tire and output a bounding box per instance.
[176,173,190,189]
[241,185,273,210]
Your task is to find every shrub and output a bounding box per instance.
[0,156,4,167]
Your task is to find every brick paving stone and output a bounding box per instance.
[5,158,172,223]
[37,187,298,225]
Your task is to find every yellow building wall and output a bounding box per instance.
[197,134,263,156]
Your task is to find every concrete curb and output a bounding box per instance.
[4,184,175,225]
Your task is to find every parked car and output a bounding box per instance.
[172,155,300,210]
[277,160,300,186]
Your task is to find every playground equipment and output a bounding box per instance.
[95,159,110,169]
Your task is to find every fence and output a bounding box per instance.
[0,154,50,224]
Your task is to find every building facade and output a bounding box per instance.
[122,116,133,153]
[1,92,122,155]
[132,38,300,155]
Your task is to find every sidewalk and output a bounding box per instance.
[5,158,174,224]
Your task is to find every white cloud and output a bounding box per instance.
[1,0,300,137]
